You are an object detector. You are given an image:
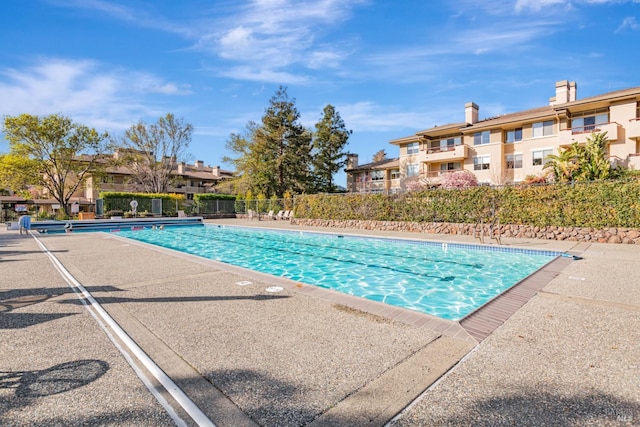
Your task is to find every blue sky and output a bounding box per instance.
[1,0,639,186]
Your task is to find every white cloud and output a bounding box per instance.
[333,101,429,132]
[514,0,640,12]
[0,58,190,131]
[192,0,365,81]
[44,0,194,37]
[514,0,567,12]
[307,49,347,69]
[45,0,134,20]
[193,125,233,137]
[219,26,257,60]
[617,16,640,32]
[217,65,309,85]
[44,0,362,84]
[360,20,557,83]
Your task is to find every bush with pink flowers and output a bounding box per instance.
[439,170,478,189]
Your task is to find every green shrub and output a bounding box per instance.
[100,192,185,216]
[294,180,640,228]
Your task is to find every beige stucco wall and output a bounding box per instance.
[609,100,637,166]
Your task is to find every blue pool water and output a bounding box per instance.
[116,225,560,320]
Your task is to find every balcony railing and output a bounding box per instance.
[350,178,402,193]
[424,144,469,162]
[421,170,458,179]
[559,121,620,146]
[426,144,458,153]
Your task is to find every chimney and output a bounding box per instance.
[569,81,577,102]
[550,80,570,105]
[195,160,204,170]
[465,102,479,124]
[347,154,359,169]
[212,166,220,177]
[178,162,185,174]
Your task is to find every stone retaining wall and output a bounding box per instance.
[291,218,640,244]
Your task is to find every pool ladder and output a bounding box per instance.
[474,217,502,245]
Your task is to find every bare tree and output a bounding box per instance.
[115,113,193,193]
[372,149,387,162]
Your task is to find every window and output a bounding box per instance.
[506,128,523,143]
[439,162,461,172]
[473,155,490,170]
[390,169,401,180]
[439,136,461,151]
[371,170,384,181]
[532,149,553,166]
[406,142,419,155]
[473,131,490,145]
[532,120,554,137]
[406,163,419,177]
[506,153,523,169]
[571,110,608,133]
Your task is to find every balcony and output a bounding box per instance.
[350,178,402,194]
[351,180,386,193]
[422,170,458,179]
[628,118,640,139]
[559,122,620,146]
[424,144,469,162]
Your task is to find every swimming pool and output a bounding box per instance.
[116,225,560,320]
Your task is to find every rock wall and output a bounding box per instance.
[291,219,640,244]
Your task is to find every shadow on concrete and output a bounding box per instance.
[1,287,120,309]
[391,390,639,426]
[201,368,368,427]
[0,286,119,329]
[0,360,120,424]
[0,312,78,329]
[0,234,68,260]
[206,368,316,426]
[85,293,291,304]
[0,359,109,399]
[10,407,177,427]
[0,248,69,261]
[1,286,289,329]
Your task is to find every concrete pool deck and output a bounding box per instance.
[1,218,638,426]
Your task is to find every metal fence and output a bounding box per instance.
[195,199,237,216]
[231,198,294,215]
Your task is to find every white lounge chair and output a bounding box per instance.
[274,210,284,220]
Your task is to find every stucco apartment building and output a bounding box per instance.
[346,80,640,193]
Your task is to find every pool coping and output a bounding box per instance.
[108,224,579,346]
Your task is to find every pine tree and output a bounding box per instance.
[257,86,313,197]
[313,104,352,192]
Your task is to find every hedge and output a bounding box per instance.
[294,180,640,229]
[193,193,236,201]
[100,192,185,216]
